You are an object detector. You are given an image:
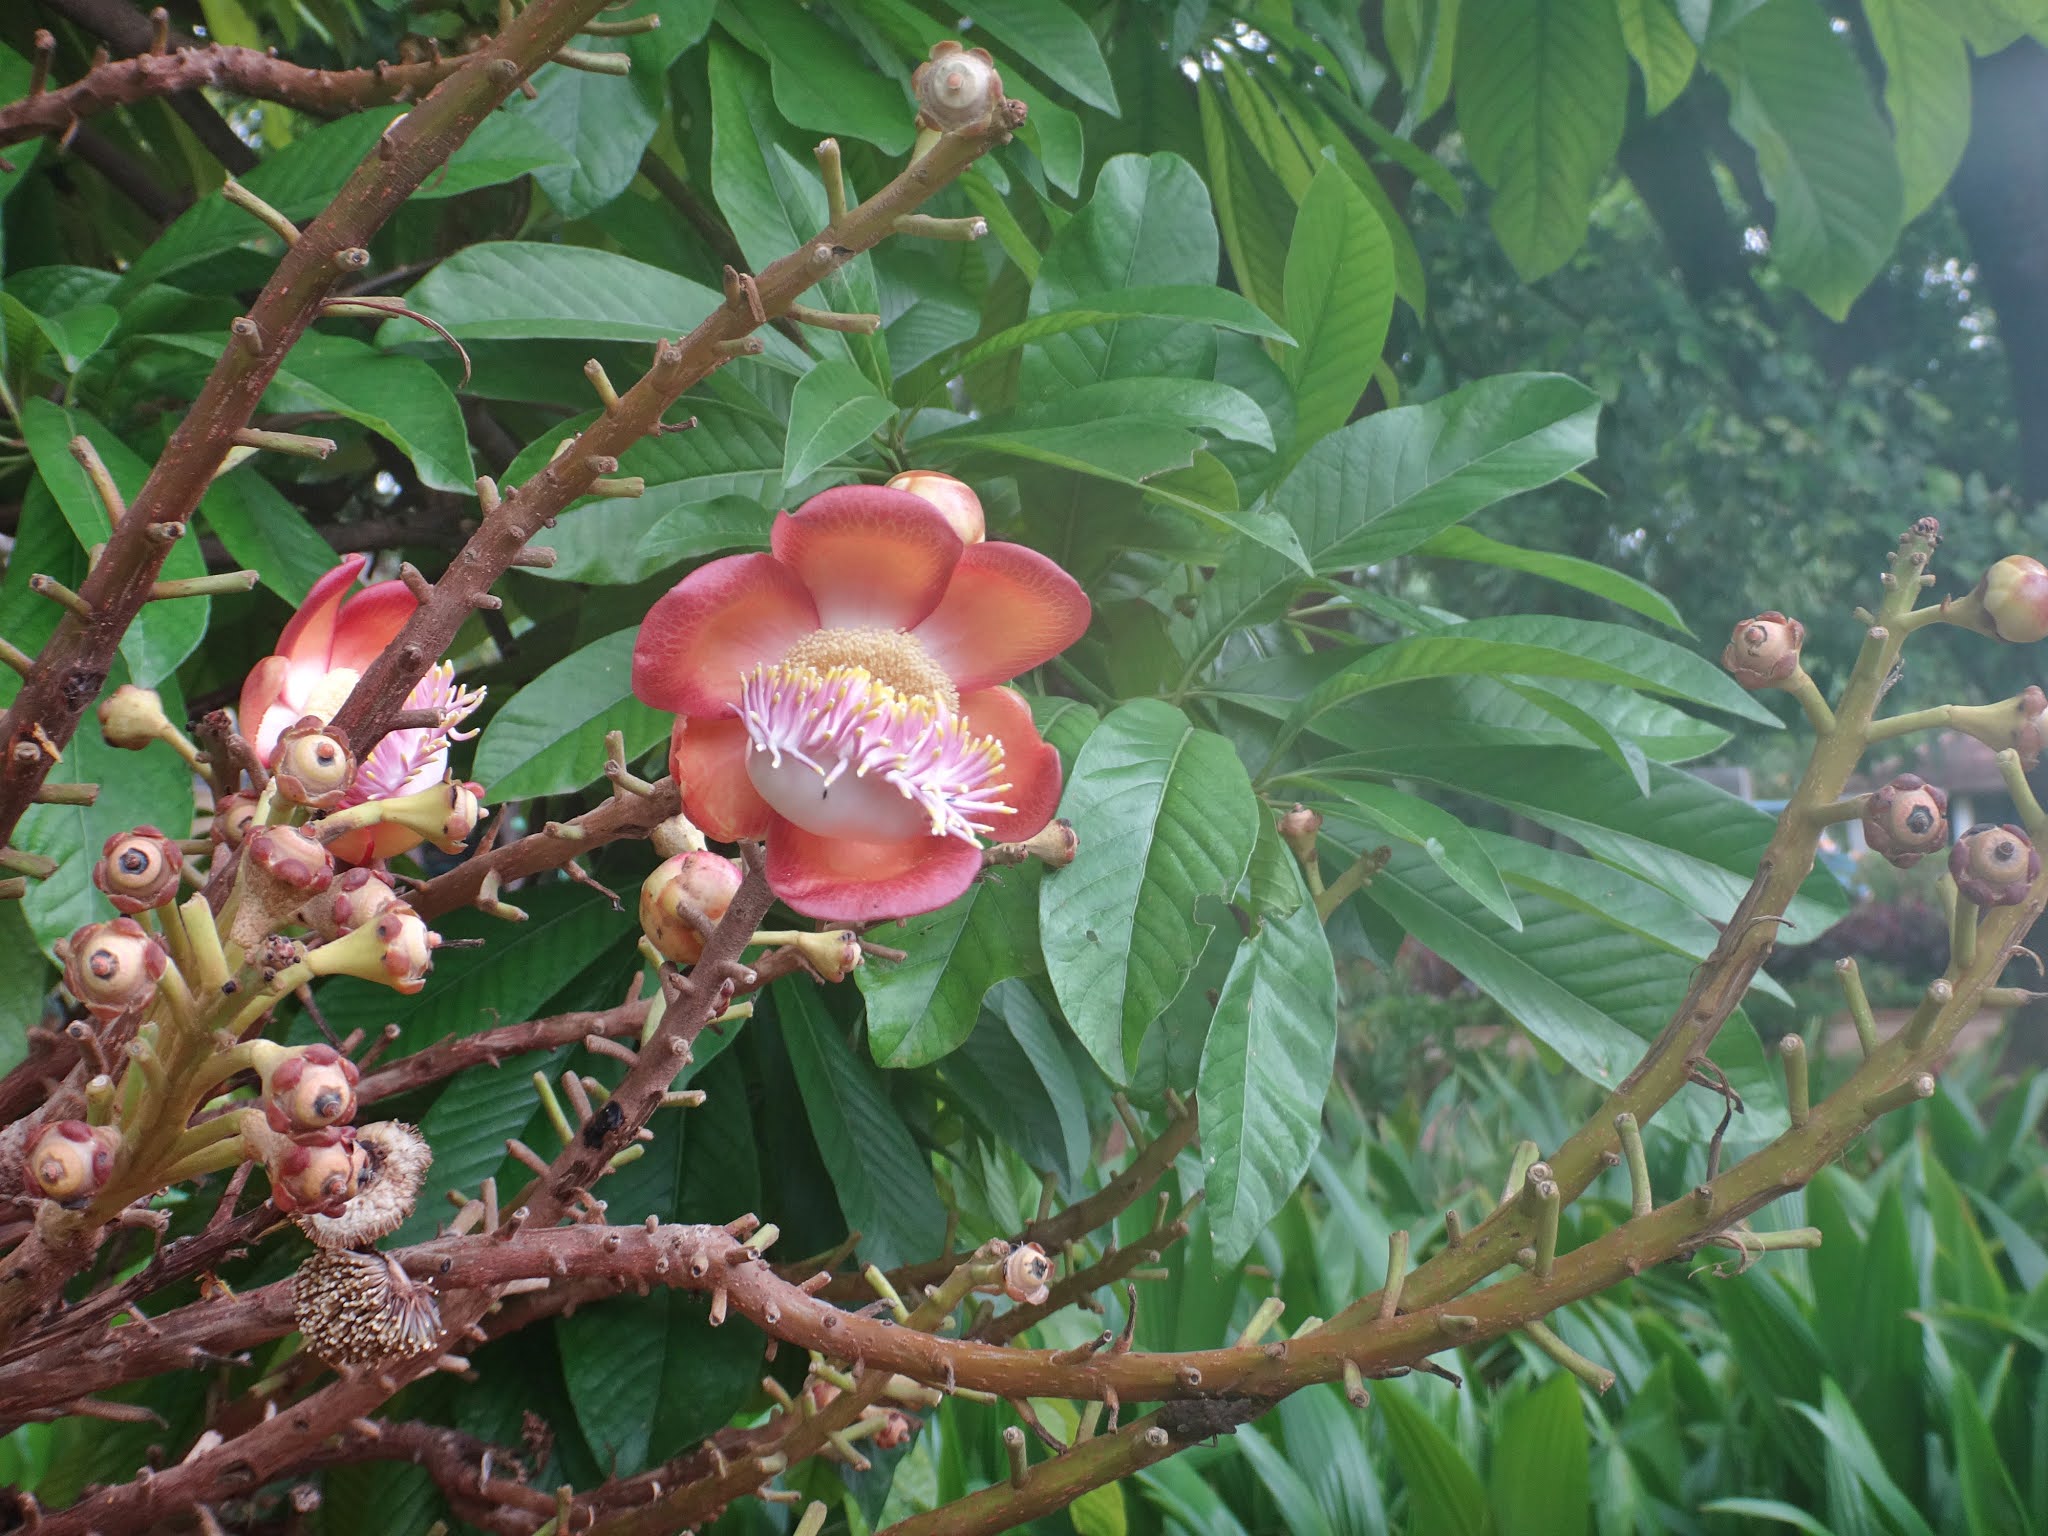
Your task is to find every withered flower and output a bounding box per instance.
[1003,1242,1053,1306]
[298,1121,431,1248]
[293,1247,441,1368]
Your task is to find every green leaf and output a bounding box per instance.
[1297,778,1519,930]
[1707,0,1904,320]
[1040,700,1260,1082]
[1183,373,1602,670]
[510,48,658,219]
[1789,1384,1938,1536]
[1021,154,1222,400]
[472,630,669,803]
[1948,1369,2035,1536]
[1005,378,1277,451]
[950,286,1293,376]
[959,0,1118,113]
[782,360,895,488]
[858,865,1044,1069]
[1863,0,1970,223]
[19,399,209,687]
[1069,1482,1128,1536]
[1698,1500,1838,1536]
[1283,157,1396,452]
[1455,0,1628,279]
[776,980,947,1268]
[1198,78,1296,322]
[199,467,338,607]
[1198,860,1339,1264]
[1617,0,1698,114]
[1490,1373,1590,1536]
[1416,524,1690,632]
[725,0,915,152]
[27,303,117,374]
[938,985,1087,1187]
[1235,1425,1336,1536]
[1378,1385,1495,1536]
[0,903,52,1077]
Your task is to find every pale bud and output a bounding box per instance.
[267,1127,367,1217]
[1861,775,1949,869]
[57,916,168,1020]
[262,1043,361,1134]
[913,40,1003,131]
[1974,556,2048,644]
[1951,823,2040,909]
[1722,612,1805,690]
[270,717,357,809]
[887,470,985,544]
[25,1120,120,1205]
[97,684,180,752]
[92,826,184,913]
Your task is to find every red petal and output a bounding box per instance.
[771,486,963,630]
[913,542,1091,692]
[960,687,1062,839]
[765,818,984,923]
[276,555,369,667]
[671,716,773,841]
[239,655,290,753]
[634,554,819,716]
[326,581,419,675]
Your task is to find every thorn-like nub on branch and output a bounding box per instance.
[233,427,338,459]
[222,177,302,245]
[893,213,989,242]
[786,303,883,334]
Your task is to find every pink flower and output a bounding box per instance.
[632,486,1090,922]
[239,555,483,864]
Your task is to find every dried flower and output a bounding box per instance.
[1972,555,2048,644]
[262,1044,361,1134]
[1722,612,1805,690]
[297,1121,431,1247]
[91,826,184,914]
[1951,824,2040,908]
[24,1120,119,1205]
[634,485,1088,921]
[887,470,985,544]
[640,851,744,966]
[304,904,438,994]
[265,1127,366,1217]
[913,40,1004,131]
[1861,775,1949,869]
[1003,1242,1053,1306]
[57,916,168,1020]
[270,717,357,809]
[293,1247,441,1367]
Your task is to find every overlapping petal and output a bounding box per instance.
[670,717,773,842]
[326,582,420,675]
[633,554,819,717]
[911,542,1091,692]
[764,818,985,923]
[959,686,1062,840]
[277,554,370,667]
[769,486,963,630]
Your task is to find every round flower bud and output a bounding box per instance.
[1951,823,2040,909]
[372,906,437,993]
[267,1127,366,1217]
[2014,686,2048,770]
[262,1044,361,1134]
[97,684,179,752]
[870,1410,915,1450]
[294,1247,441,1368]
[913,40,1003,131]
[1974,556,2048,644]
[57,916,168,1021]
[1277,805,1322,864]
[640,851,744,966]
[1722,612,1805,690]
[25,1120,119,1206]
[886,470,985,544]
[1003,1242,1053,1306]
[270,717,357,810]
[210,792,260,850]
[302,866,404,941]
[298,1121,431,1248]
[246,823,336,897]
[91,826,184,914]
[1861,774,1949,869]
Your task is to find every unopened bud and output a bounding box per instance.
[1003,1242,1052,1306]
[1722,612,1805,690]
[913,40,1003,131]
[887,470,985,544]
[211,791,259,849]
[246,823,335,895]
[268,1127,366,1217]
[57,916,168,1020]
[1277,805,1322,865]
[1861,775,1949,869]
[25,1120,120,1205]
[1951,823,2040,909]
[316,778,484,856]
[304,903,439,994]
[92,826,184,913]
[1973,555,2048,644]
[869,1410,915,1449]
[262,1044,361,1134]
[640,851,743,966]
[301,866,404,940]
[270,717,357,809]
[97,684,181,753]
[793,929,862,983]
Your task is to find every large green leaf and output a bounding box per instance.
[1000,378,1276,450]
[937,986,1088,1189]
[1198,860,1339,1264]
[1378,1386,1495,1536]
[1182,373,1602,671]
[957,0,1118,113]
[1708,0,1904,320]
[1617,0,1697,114]
[510,47,658,219]
[782,360,895,487]
[19,399,210,687]
[724,0,915,152]
[1415,524,1690,633]
[1790,1384,1939,1536]
[858,864,1044,1069]
[1296,777,1519,930]
[472,630,669,803]
[776,980,947,1269]
[1040,701,1260,1083]
[1490,1373,1590,1536]
[1455,0,1628,279]
[1863,0,1970,222]
[1283,157,1396,454]
[199,467,337,606]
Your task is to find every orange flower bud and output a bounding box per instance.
[887,470,986,544]
[269,1127,366,1217]
[1003,1242,1053,1306]
[1974,556,2048,644]
[270,717,357,809]
[1722,612,1805,690]
[25,1120,119,1205]
[262,1044,361,1134]
[640,851,744,966]
[1861,775,1949,869]
[57,916,168,1020]
[92,826,184,914]
[1951,824,2039,909]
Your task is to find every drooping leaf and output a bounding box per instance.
[1617,0,1698,113]
[1282,157,1396,454]
[1378,1385,1495,1536]
[725,0,916,152]
[472,630,670,803]
[782,359,895,488]
[1415,524,1691,632]
[1490,1373,1591,1536]
[1863,0,1971,222]
[958,0,1118,114]
[1295,777,1519,930]
[859,864,1044,1069]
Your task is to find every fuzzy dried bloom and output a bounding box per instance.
[262,1044,361,1134]
[913,40,1004,131]
[270,717,357,809]
[294,1248,441,1368]
[1861,775,1949,869]
[91,826,184,914]
[1972,555,2048,644]
[1950,823,2040,909]
[24,1120,119,1206]
[57,916,168,1021]
[639,851,744,966]
[887,470,985,544]
[266,1127,366,1217]
[1722,612,1805,690]
[1003,1242,1053,1306]
[297,1121,431,1247]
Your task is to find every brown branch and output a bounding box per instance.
[355,994,652,1105]
[879,1414,1183,1536]
[36,0,259,172]
[974,1213,1188,1345]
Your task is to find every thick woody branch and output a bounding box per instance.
[354,995,653,1106]
[879,1415,1182,1536]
